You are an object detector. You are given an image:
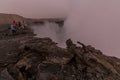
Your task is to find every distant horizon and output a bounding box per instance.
[0,13,67,20]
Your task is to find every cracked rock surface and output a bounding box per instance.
[0,36,120,80]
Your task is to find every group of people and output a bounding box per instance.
[10,20,27,35]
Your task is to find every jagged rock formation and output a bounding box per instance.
[0,36,120,80]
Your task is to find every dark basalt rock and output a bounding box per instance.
[0,36,120,80]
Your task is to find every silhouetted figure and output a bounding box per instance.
[18,22,22,27]
[17,22,22,30]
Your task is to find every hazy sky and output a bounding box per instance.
[0,0,69,18]
[65,0,120,57]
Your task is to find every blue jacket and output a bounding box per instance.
[10,25,16,30]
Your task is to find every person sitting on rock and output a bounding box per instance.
[10,24,16,35]
[17,21,22,29]
[22,21,28,28]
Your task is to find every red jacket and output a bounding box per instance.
[13,21,17,26]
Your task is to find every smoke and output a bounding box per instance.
[31,21,66,47]
[64,0,120,57]
[31,0,120,58]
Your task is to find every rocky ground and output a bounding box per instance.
[0,24,120,80]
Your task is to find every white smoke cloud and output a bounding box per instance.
[31,21,66,47]
[65,0,120,58]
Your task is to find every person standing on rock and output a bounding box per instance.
[13,20,17,28]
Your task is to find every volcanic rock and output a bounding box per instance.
[0,37,119,80]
